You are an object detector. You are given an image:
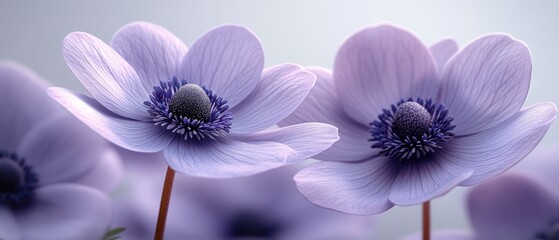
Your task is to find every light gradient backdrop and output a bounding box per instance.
[2,1,557,239]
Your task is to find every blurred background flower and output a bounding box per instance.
[0,62,122,240]
[111,150,376,240]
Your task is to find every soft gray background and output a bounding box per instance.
[2,1,557,239]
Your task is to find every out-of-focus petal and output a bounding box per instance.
[231,122,339,163]
[439,34,532,136]
[402,230,474,240]
[15,184,111,240]
[294,158,396,215]
[280,67,378,162]
[0,206,19,240]
[334,24,439,126]
[179,25,264,108]
[468,173,559,240]
[429,38,459,73]
[17,114,114,185]
[48,88,174,152]
[0,61,61,153]
[74,148,123,192]
[111,21,187,91]
[164,138,295,178]
[63,32,149,121]
[388,152,473,205]
[451,102,556,186]
[231,64,315,133]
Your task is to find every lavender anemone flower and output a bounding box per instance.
[111,150,376,240]
[281,24,557,214]
[48,22,338,178]
[0,62,121,240]
[403,173,559,240]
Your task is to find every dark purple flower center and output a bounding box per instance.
[369,98,455,161]
[536,221,559,240]
[226,212,281,239]
[144,78,233,141]
[0,151,38,207]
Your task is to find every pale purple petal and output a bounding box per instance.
[16,114,114,185]
[468,173,559,240]
[429,38,459,72]
[74,148,123,192]
[111,21,187,90]
[279,67,378,162]
[451,102,556,186]
[334,24,439,126]
[0,62,61,153]
[231,64,315,133]
[48,87,174,152]
[63,32,149,121]
[294,158,396,214]
[15,184,111,240]
[164,138,295,178]
[388,152,473,205]
[440,34,532,136]
[230,122,339,164]
[0,206,19,240]
[179,25,264,108]
[403,230,474,240]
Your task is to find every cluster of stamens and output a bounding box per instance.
[0,151,38,207]
[144,77,233,141]
[369,98,455,161]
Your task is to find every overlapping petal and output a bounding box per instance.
[231,64,315,133]
[294,158,396,215]
[439,34,532,136]
[450,102,556,186]
[179,25,264,108]
[63,32,149,121]
[280,67,378,162]
[111,21,187,91]
[74,149,122,192]
[334,24,439,126]
[164,138,295,178]
[15,184,111,240]
[48,87,174,152]
[429,38,459,72]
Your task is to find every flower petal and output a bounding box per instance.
[111,21,187,90]
[468,173,559,240]
[74,148,123,192]
[333,24,439,126]
[403,230,474,240]
[63,32,149,121]
[48,87,174,152]
[0,206,19,240]
[179,25,264,108]
[388,152,473,205]
[16,114,115,186]
[164,138,295,178]
[429,38,459,73]
[231,64,315,133]
[280,67,378,162]
[440,34,532,135]
[0,61,61,153]
[294,158,397,215]
[15,184,111,240]
[231,122,339,164]
[452,102,556,186]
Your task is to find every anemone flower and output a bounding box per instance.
[403,173,559,240]
[111,150,376,240]
[48,22,339,178]
[0,62,121,240]
[281,24,556,214]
